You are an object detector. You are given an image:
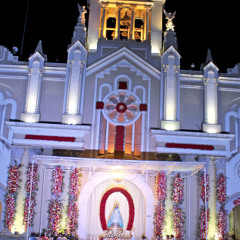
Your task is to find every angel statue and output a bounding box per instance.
[164,9,176,31]
[107,204,124,228]
[78,4,87,26]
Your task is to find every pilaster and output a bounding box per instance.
[10,147,25,165]
[160,47,180,131]
[20,45,45,123]
[202,62,221,133]
[62,41,87,125]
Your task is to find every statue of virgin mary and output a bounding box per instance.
[107,204,124,228]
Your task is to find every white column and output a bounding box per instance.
[161,49,180,131]
[116,4,122,39]
[20,54,45,123]
[62,42,87,125]
[203,64,221,133]
[129,6,136,40]
[145,7,150,41]
[100,4,107,39]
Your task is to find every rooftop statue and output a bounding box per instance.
[78,4,87,26]
[164,9,176,31]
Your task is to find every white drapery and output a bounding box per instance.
[85,179,146,239]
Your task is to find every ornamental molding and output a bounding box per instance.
[150,129,235,157]
[87,47,160,80]
[6,121,90,150]
[95,59,152,82]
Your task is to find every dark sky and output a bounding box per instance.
[1,0,240,72]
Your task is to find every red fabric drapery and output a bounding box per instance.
[166,143,214,150]
[25,135,75,142]
[99,187,135,231]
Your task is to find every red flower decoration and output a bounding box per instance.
[217,206,227,240]
[199,207,210,240]
[99,187,134,231]
[217,173,227,205]
[67,168,81,233]
[154,171,167,238]
[173,174,184,204]
[23,163,39,229]
[200,173,210,203]
[4,162,22,230]
[48,166,64,234]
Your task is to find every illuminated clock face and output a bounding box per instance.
[103,90,141,125]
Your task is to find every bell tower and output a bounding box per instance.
[87,0,166,55]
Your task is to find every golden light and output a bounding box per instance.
[112,166,124,183]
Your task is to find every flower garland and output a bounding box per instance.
[217,206,228,240]
[200,173,210,202]
[199,207,210,240]
[5,193,16,231]
[172,204,184,240]
[217,173,227,239]
[67,168,81,233]
[172,173,185,240]
[7,164,21,193]
[4,162,22,231]
[48,199,63,233]
[51,166,64,197]
[173,174,184,204]
[48,166,64,234]
[217,173,227,205]
[23,163,39,229]
[199,172,210,239]
[154,171,167,238]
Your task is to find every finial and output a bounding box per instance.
[164,9,176,31]
[77,4,87,26]
[34,40,43,54]
[205,48,214,64]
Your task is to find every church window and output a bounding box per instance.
[106,17,116,40]
[134,19,144,42]
[100,3,151,42]
[118,81,127,90]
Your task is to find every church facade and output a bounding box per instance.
[0,0,240,239]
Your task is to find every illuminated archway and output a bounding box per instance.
[78,173,154,239]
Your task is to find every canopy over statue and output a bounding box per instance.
[107,204,124,228]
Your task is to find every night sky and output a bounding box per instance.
[1,0,240,72]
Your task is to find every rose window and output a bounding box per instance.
[103,90,141,125]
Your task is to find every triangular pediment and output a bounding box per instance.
[162,46,181,58]
[203,61,219,71]
[67,40,87,53]
[86,47,160,80]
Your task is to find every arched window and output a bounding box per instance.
[106,17,116,40]
[0,91,17,141]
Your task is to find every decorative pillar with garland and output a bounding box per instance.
[216,173,227,239]
[215,159,227,239]
[67,168,82,233]
[172,173,185,240]
[48,166,64,234]
[199,171,210,240]
[4,162,22,231]
[23,162,39,230]
[154,171,167,239]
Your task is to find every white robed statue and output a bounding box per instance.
[107,204,124,228]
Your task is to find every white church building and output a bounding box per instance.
[0,0,240,239]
